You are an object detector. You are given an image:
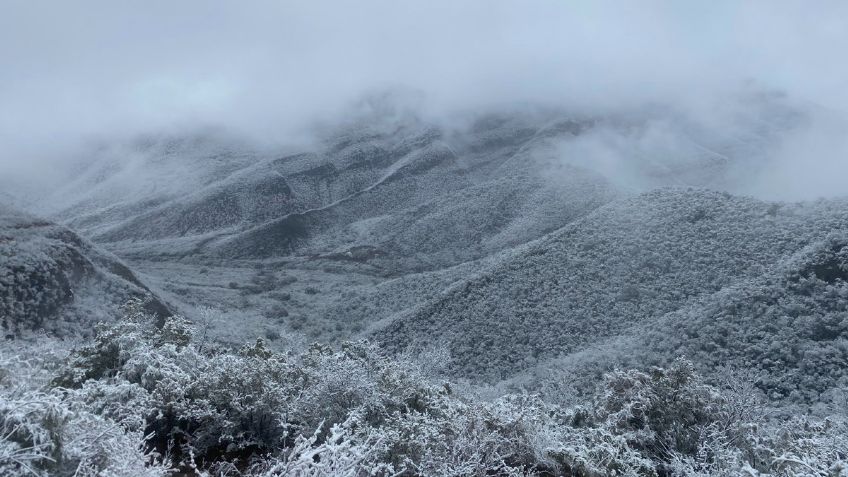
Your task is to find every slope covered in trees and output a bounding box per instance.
[375,189,848,383]
[513,231,848,410]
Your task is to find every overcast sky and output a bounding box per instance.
[2,1,848,197]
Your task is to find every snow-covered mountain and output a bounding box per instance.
[4,104,848,476]
[6,104,846,408]
[373,188,848,405]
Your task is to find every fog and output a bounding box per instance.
[2,1,848,200]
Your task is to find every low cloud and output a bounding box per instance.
[2,1,847,200]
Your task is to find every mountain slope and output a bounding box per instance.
[42,114,624,275]
[509,230,848,409]
[0,204,170,336]
[35,106,791,273]
[374,188,848,381]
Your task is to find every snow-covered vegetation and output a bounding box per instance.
[1,300,846,476]
[6,121,848,476]
[6,2,848,475]
[0,206,169,337]
[379,189,848,385]
[531,233,848,410]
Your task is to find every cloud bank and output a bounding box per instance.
[2,1,848,199]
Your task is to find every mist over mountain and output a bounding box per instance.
[3,2,848,476]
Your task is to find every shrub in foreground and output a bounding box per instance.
[1,301,847,476]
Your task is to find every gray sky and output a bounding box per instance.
[2,1,848,198]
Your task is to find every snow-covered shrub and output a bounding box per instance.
[5,301,848,476]
[246,413,397,477]
[0,335,169,477]
[593,359,735,462]
[58,311,297,468]
[540,425,658,477]
[372,394,543,476]
[51,303,455,471]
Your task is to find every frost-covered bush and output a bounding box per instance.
[0,334,169,477]
[594,359,734,462]
[50,300,457,472]
[3,301,848,476]
[540,359,848,477]
[245,413,398,477]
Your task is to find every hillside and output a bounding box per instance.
[41,115,623,277]
[0,204,170,336]
[374,188,848,385]
[29,103,797,272]
[514,228,848,409]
